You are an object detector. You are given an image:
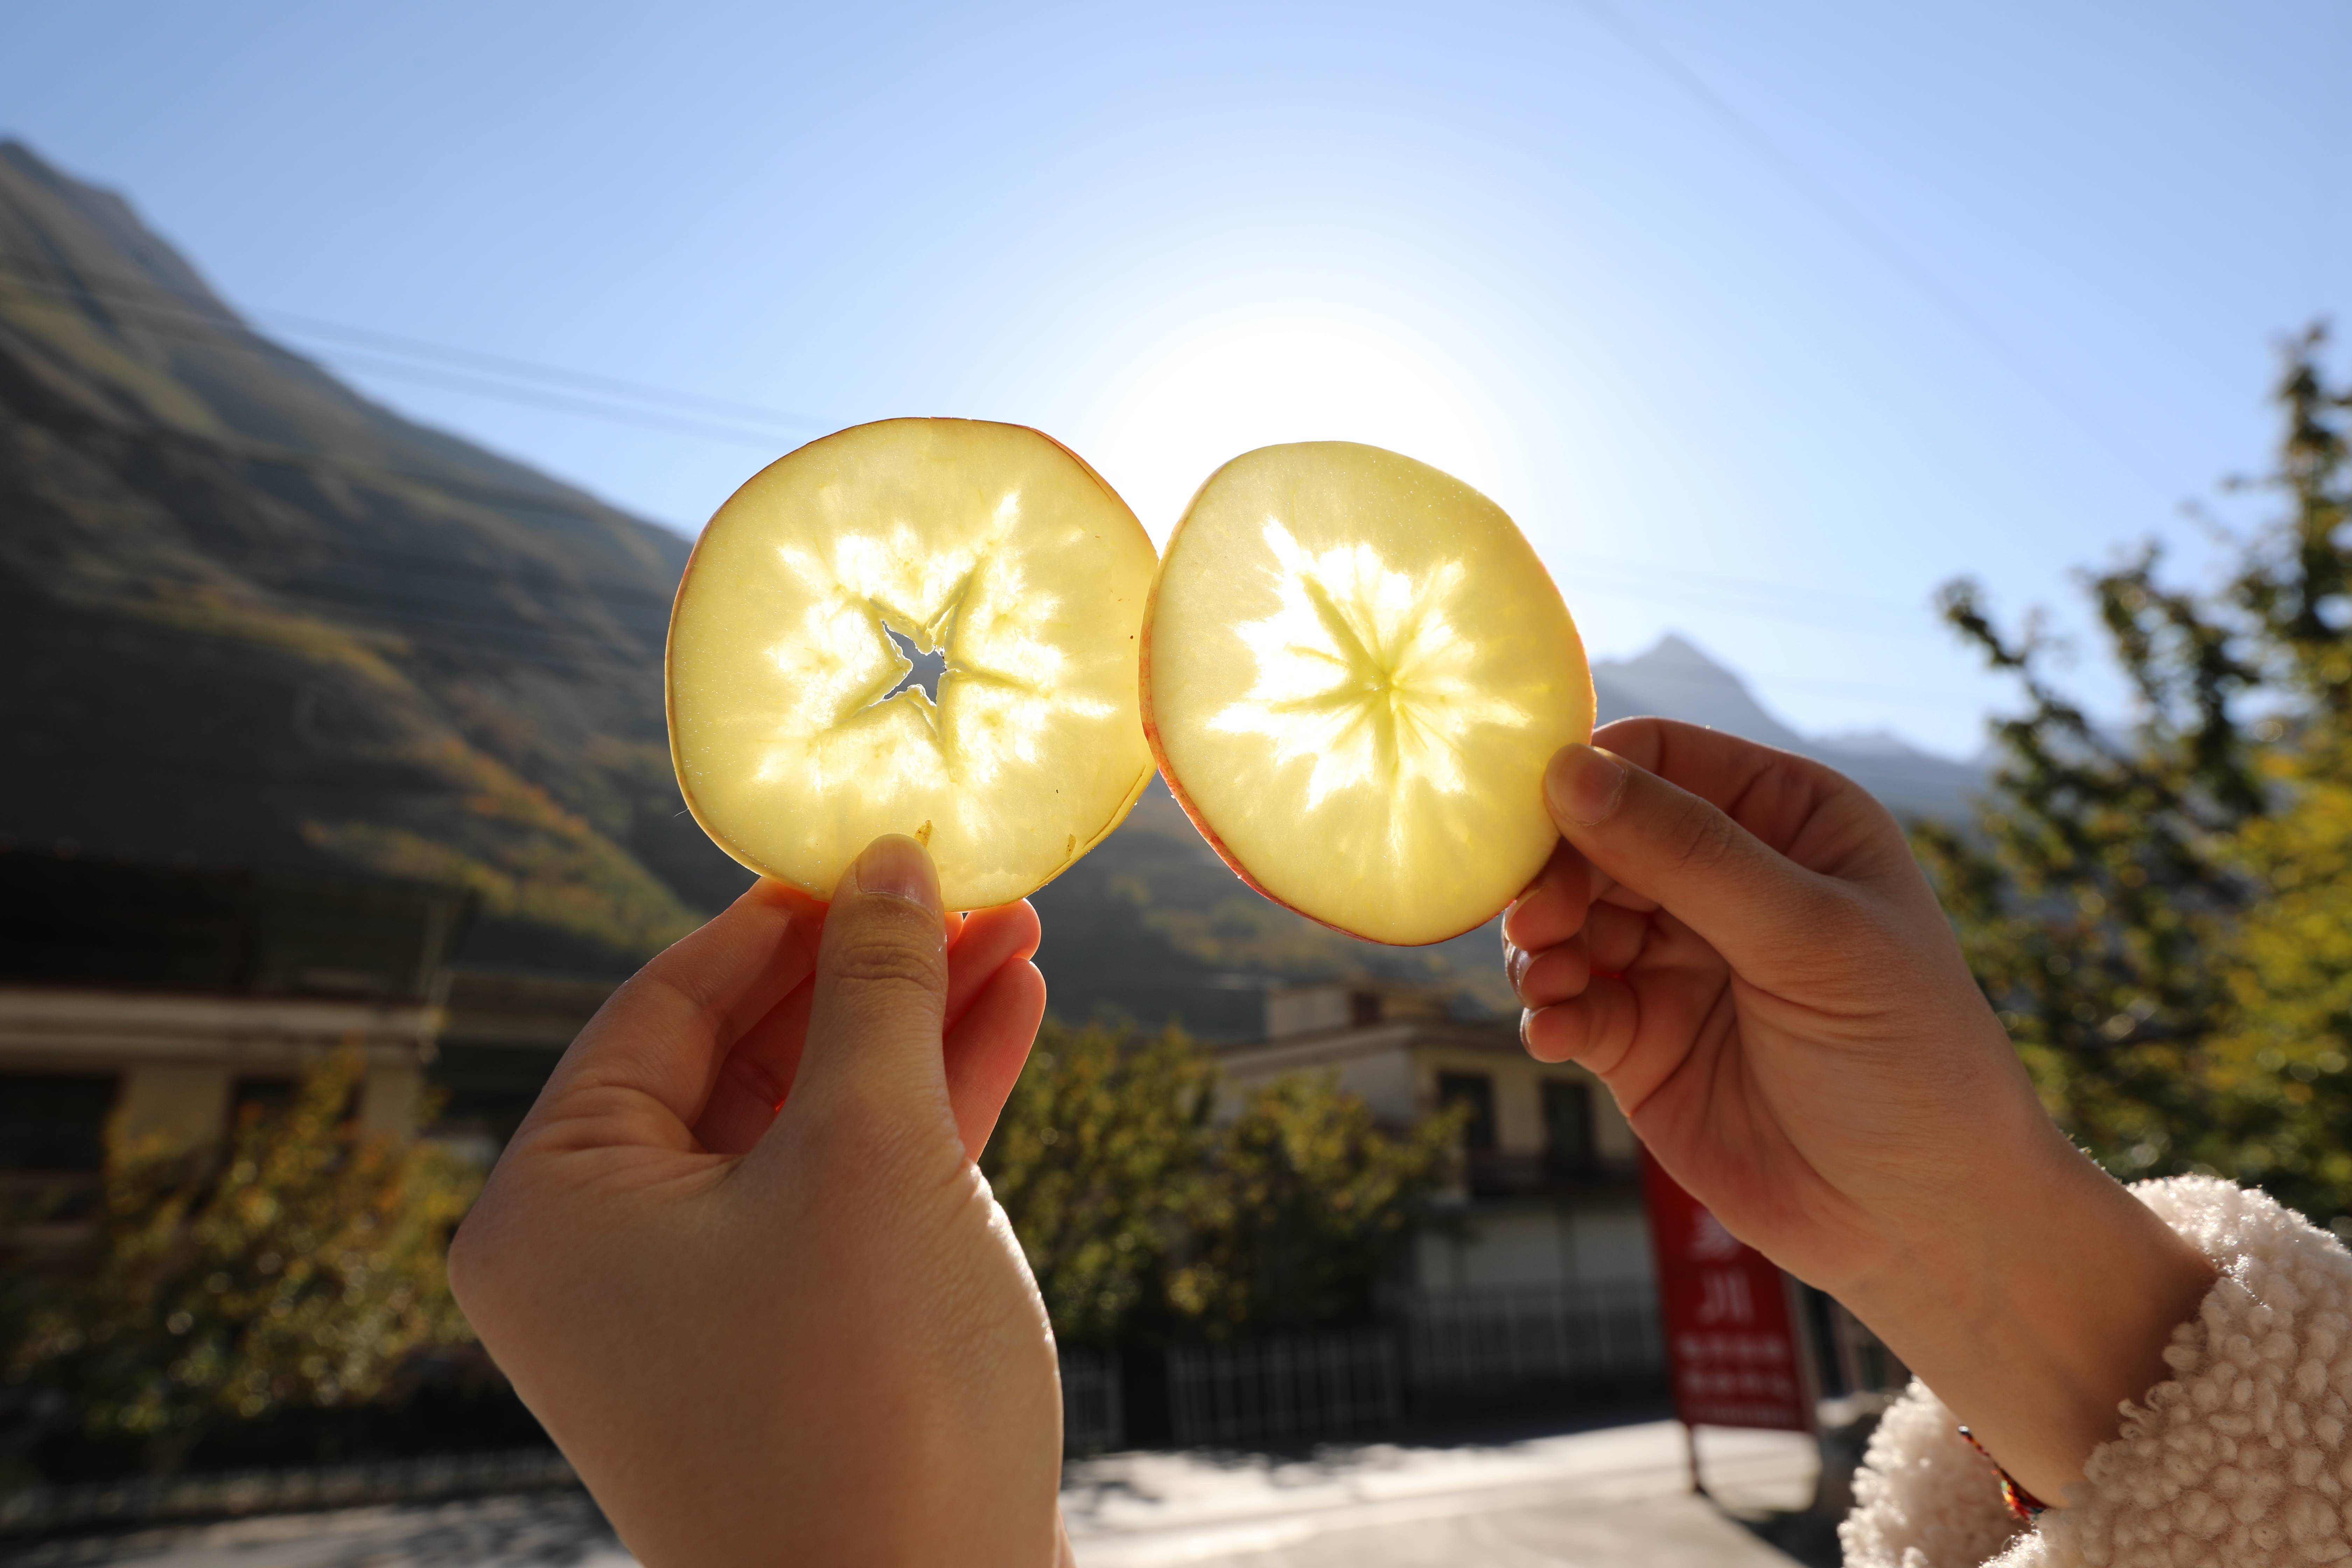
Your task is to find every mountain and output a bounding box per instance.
[0,141,1982,1037]
[0,140,751,973]
[1593,635,1983,822]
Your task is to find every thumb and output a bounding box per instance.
[1543,743,1835,975]
[778,834,955,1126]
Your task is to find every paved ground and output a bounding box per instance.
[2,1420,1821,1568]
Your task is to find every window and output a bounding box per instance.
[1435,1072,1496,1151]
[1349,990,1382,1027]
[1542,1079,1594,1173]
[0,1073,119,1171]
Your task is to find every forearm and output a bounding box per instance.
[1842,1124,2216,1506]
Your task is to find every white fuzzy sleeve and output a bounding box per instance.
[1840,1175,2352,1567]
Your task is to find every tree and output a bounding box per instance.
[1167,1073,1461,1337]
[5,1053,479,1460]
[981,1023,1217,1345]
[1918,329,2352,1219]
[982,1021,1460,1344]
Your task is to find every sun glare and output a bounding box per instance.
[1075,304,1523,539]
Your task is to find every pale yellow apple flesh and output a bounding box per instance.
[1142,442,1593,946]
[667,418,1158,909]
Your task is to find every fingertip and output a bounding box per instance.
[965,898,1042,961]
[943,902,1046,1026]
[1520,977,1637,1073]
[1544,744,1630,831]
[945,959,1049,1159]
[1007,898,1042,957]
[846,834,944,919]
[1513,937,1592,1010]
[1503,845,1592,952]
[1520,1002,1583,1064]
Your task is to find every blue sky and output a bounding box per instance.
[6,0,2347,755]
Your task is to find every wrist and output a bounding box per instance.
[1835,1092,2088,1328]
[1840,1127,2215,1506]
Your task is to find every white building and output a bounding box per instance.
[1212,982,1662,1400]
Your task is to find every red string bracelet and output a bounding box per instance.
[1957,1426,2049,1524]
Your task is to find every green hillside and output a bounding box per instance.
[0,141,1512,1027]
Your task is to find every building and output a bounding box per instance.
[1215,981,1664,1401]
[0,846,631,1256]
[429,968,619,1159]
[1220,980,1653,1296]
[0,847,471,1258]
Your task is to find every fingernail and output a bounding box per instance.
[853,834,942,916]
[1506,944,1532,991]
[1546,745,1627,828]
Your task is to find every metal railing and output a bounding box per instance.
[1402,1280,1662,1390]
[0,1449,578,1537]
[1167,1329,1403,1446]
[1060,1284,1666,1451]
[1059,1347,1125,1454]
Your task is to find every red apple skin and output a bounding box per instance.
[1136,464,1597,949]
[666,416,1157,909]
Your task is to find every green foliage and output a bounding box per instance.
[1919,329,2352,1217]
[982,1022,1458,1345]
[1168,1074,1463,1336]
[982,1024,1218,1344]
[5,1055,479,1449]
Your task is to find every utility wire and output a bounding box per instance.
[1574,0,2185,501]
[0,253,828,433]
[2,264,2002,679]
[13,401,1968,643]
[0,264,813,449]
[12,402,664,530]
[1,246,1970,629]
[265,349,803,450]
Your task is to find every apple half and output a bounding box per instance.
[667,418,1158,909]
[1142,442,1593,946]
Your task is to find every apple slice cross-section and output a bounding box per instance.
[1142,442,1594,946]
[667,417,1159,910]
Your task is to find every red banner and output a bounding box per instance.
[1640,1147,1813,1433]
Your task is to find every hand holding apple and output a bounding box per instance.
[448,839,1068,1568]
[1505,718,2213,1503]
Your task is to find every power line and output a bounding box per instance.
[14,401,1974,640]
[269,350,804,450]
[1,246,1979,629]
[10,401,665,532]
[3,274,2007,678]
[0,253,830,435]
[1573,0,2185,501]
[1595,660,1987,712]
[0,585,657,684]
[1554,550,1918,626]
[0,263,815,450]
[13,406,1997,696]
[1560,565,1933,639]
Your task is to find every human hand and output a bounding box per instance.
[1505,718,2211,1500]
[448,836,1068,1568]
